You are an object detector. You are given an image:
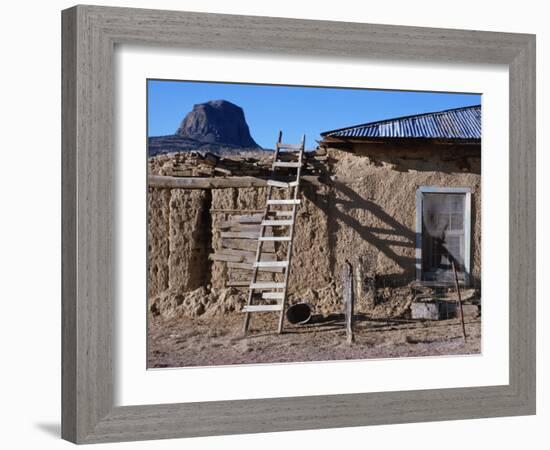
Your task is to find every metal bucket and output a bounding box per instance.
[286,303,312,325]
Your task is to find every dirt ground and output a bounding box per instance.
[147,312,481,368]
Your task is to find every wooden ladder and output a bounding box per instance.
[242,131,305,335]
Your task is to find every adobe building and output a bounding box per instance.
[147,105,481,318]
[318,105,481,287]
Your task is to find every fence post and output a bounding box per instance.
[355,257,364,303]
[342,260,354,344]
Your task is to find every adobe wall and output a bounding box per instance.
[147,188,211,297]
[147,142,481,316]
[210,184,333,293]
[325,145,481,287]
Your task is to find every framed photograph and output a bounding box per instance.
[62,5,535,444]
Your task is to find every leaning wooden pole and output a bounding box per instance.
[451,259,467,342]
[343,260,355,345]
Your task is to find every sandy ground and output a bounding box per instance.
[148,313,480,368]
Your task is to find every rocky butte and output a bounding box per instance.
[148,99,262,155]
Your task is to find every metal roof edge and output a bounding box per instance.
[320,104,482,137]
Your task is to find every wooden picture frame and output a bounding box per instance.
[62,5,536,444]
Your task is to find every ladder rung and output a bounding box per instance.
[253,261,289,268]
[243,304,283,313]
[227,262,284,273]
[262,292,285,300]
[267,199,301,205]
[274,211,293,217]
[276,143,303,150]
[273,162,301,168]
[261,220,293,226]
[250,282,286,289]
[259,236,291,241]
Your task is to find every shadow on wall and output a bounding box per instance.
[302,180,416,279]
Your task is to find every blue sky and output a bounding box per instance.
[147,79,481,149]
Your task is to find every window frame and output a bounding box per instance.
[415,186,472,286]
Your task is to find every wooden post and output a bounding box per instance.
[355,257,364,302]
[342,260,354,345]
[451,259,467,342]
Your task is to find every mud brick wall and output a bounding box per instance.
[147,188,170,297]
[327,147,481,286]
[289,184,332,291]
[148,188,211,297]
[167,189,211,292]
[147,143,481,304]
[208,185,333,293]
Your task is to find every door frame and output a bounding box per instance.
[415,186,472,286]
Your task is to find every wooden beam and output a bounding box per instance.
[217,248,266,259]
[226,281,250,287]
[227,262,284,273]
[220,231,260,239]
[228,214,264,223]
[148,175,322,189]
[148,175,268,189]
[221,238,275,252]
[209,253,244,263]
[214,249,276,263]
[218,222,262,231]
[212,209,264,213]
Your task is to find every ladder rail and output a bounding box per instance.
[242,131,282,334]
[277,134,305,333]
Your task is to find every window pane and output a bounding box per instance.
[421,192,465,282]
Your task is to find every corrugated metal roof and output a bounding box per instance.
[321,105,481,140]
